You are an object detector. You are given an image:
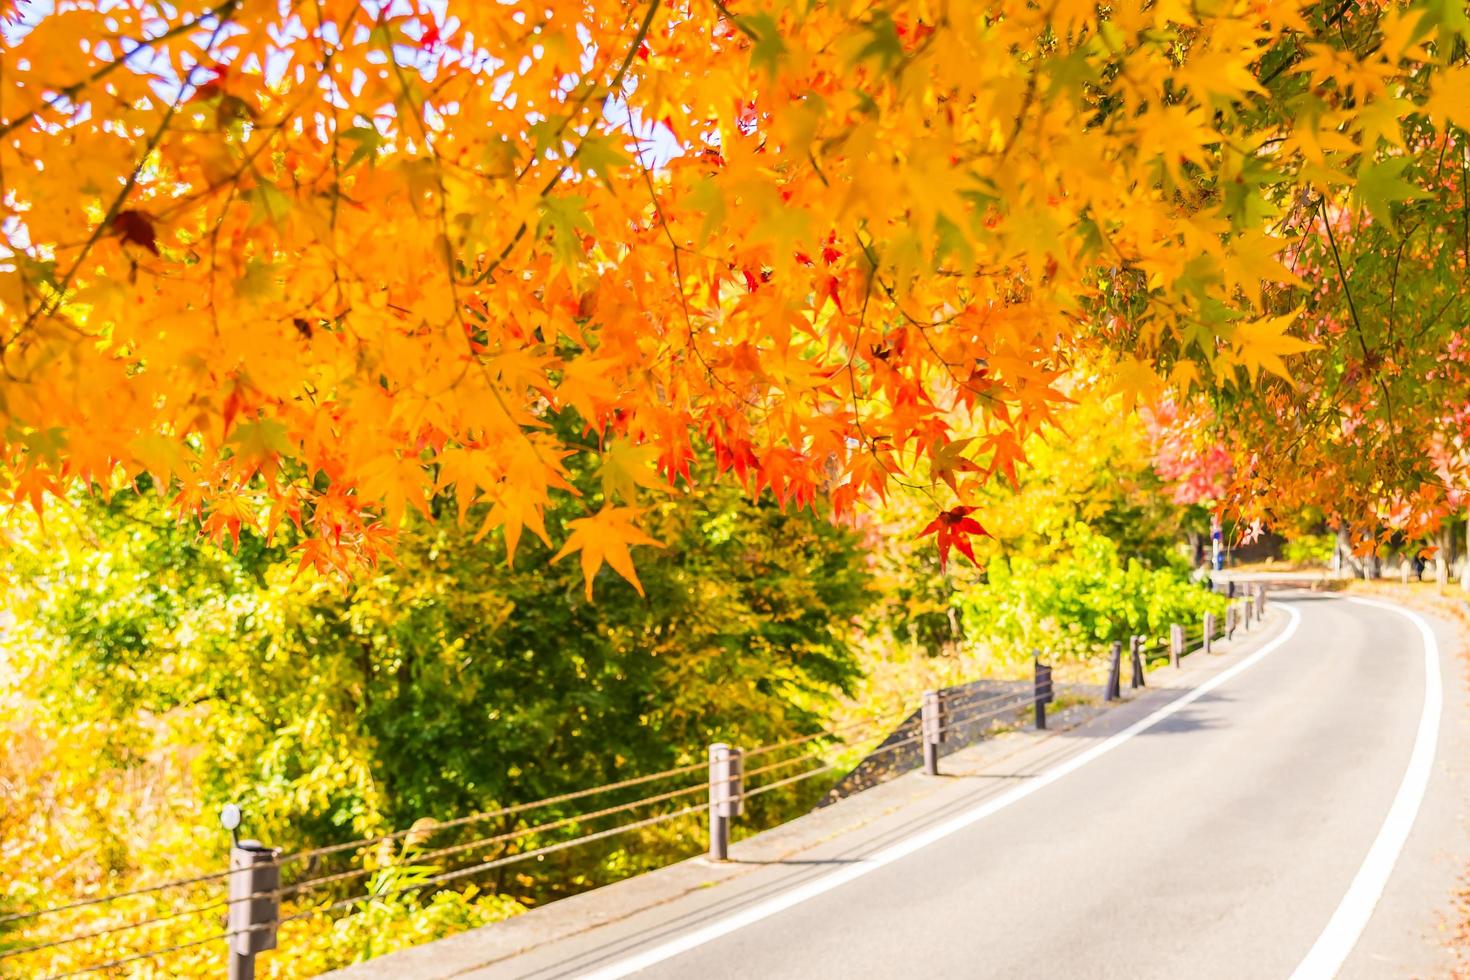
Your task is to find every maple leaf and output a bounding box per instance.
[358,450,432,526]
[927,437,980,493]
[129,433,193,488]
[1426,67,1470,131]
[1111,356,1160,415]
[1353,158,1429,234]
[225,418,294,480]
[111,210,159,254]
[201,492,258,549]
[738,12,787,78]
[553,506,662,600]
[1231,307,1319,383]
[918,506,987,570]
[341,125,385,169]
[598,438,666,503]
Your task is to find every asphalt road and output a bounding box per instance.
[332,594,1469,980]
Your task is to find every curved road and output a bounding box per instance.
[333,594,1470,980]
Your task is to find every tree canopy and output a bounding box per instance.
[3,0,1469,583]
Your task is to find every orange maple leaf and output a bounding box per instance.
[553,506,663,599]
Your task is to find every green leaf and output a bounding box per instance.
[739,13,787,79]
[538,196,594,269]
[854,13,904,72]
[341,126,384,169]
[1353,157,1429,233]
[247,182,292,227]
[577,134,632,189]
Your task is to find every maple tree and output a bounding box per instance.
[3,0,1469,588]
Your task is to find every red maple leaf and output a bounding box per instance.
[112,210,158,255]
[919,506,987,570]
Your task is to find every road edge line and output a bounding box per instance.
[578,605,1304,980]
[1288,596,1443,980]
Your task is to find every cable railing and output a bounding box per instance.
[2,586,1271,979]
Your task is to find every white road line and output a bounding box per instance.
[1289,596,1443,980]
[580,605,1305,980]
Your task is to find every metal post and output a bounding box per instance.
[227,840,280,980]
[1225,603,1236,640]
[1105,641,1122,701]
[1243,596,1252,628]
[1033,653,1053,730]
[921,690,945,775]
[708,743,743,861]
[1129,635,1145,688]
[1203,613,1215,654]
[1256,584,1266,617]
[1170,623,1184,668]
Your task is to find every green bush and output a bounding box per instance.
[1283,533,1335,566]
[957,524,1227,660]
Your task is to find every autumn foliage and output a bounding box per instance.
[3,0,1470,587]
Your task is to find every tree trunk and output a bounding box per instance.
[1335,527,1365,578]
[1462,509,1470,591]
[1438,523,1451,588]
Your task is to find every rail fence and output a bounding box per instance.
[0,586,1269,979]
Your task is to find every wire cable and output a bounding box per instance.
[740,752,823,782]
[40,926,237,980]
[278,757,710,867]
[0,866,236,927]
[743,729,931,800]
[939,695,1037,733]
[47,803,714,980]
[280,801,713,921]
[740,707,910,760]
[270,778,711,902]
[857,730,925,759]
[9,761,716,925]
[938,685,1031,716]
[743,760,841,799]
[0,895,228,962]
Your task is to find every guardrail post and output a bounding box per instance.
[227,839,281,980]
[1203,613,1215,654]
[1169,624,1184,668]
[1242,597,1251,628]
[1255,584,1266,617]
[1129,635,1145,688]
[1225,603,1236,640]
[921,690,945,775]
[1105,641,1122,700]
[1033,653,1053,730]
[708,743,743,861]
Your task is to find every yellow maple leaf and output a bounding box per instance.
[1230,307,1319,383]
[1111,355,1161,414]
[553,506,663,600]
[598,439,667,503]
[1426,67,1470,133]
[358,450,432,526]
[1168,359,1202,394]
